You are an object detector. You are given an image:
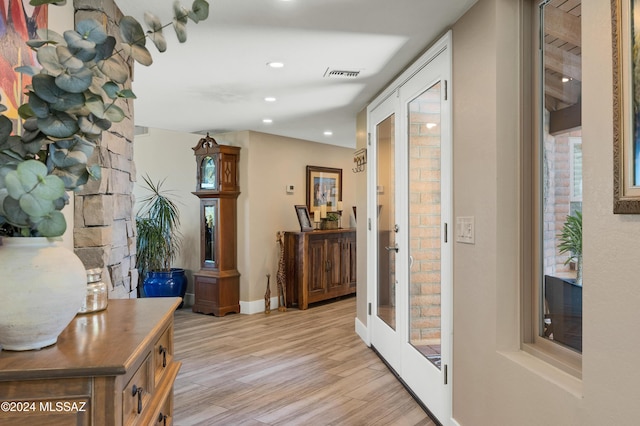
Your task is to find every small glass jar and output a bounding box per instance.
[79,268,108,314]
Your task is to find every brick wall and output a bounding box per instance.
[72,0,137,299]
[409,83,442,344]
[543,110,581,277]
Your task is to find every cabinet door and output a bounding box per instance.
[308,237,327,298]
[326,236,344,290]
[340,235,357,287]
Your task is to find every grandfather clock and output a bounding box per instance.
[191,134,241,316]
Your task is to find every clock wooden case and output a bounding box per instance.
[192,134,241,316]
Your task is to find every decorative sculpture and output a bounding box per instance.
[264,274,271,314]
[276,231,287,312]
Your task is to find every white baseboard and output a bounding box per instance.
[240,296,280,315]
[182,293,279,315]
[355,316,370,346]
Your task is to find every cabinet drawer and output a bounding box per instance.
[123,354,152,426]
[154,325,173,386]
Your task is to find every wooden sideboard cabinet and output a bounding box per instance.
[284,229,356,310]
[0,298,181,426]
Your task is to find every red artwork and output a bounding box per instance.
[0,0,47,123]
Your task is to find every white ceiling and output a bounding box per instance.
[114,0,477,148]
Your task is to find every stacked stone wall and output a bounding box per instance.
[72,0,137,299]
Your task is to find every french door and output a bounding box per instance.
[368,32,452,424]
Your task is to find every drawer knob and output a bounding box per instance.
[159,345,167,367]
[158,413,168,426]
[131,384,144,414]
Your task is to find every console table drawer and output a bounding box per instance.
[154,325,173,387]
[123,354,153,425]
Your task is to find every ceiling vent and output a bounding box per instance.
[324,68,361,79]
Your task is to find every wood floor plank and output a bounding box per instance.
[172,296,437,426]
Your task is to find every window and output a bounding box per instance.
[523,0,582,375]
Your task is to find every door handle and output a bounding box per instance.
[385,245,399,253]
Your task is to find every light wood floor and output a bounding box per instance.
[172,296,437,426]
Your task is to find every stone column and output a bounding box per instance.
[72,0,138,299]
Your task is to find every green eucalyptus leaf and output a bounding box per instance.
[5,170,27,199]
[189,0,209,23]
[32,74,66,103]
[102,81,120,99]
[31,175,66,201]
[88,164,101,180]
[29,0,66,6]
[173,20,187,43]
[20,193,55,218]
[37,46,65,76]
[0,135,30,160]
[14,65,39,76]
[28,94,50,118]
[18,102,35,119]
[56,45,83,71]
[55,66,93,93]
[120,16,146,47]
[104,104,125,122]
[26,39,49,49]
[98,57,128,83]
[148,30,167,53]
[36,210,66,237]
[2,196,30,227]
[122,43,153,66]
[35,28,65,45]
[63,31,97,62]
[85,95,106,119]
[0,116,12,143]
[0,104,6,114]
[53,163,91,189]
[0,189,8,216]
[76,19,108,44]
[21,133,47,154]
[37,111,80,138]
[117,89,137,99]
[173,1,189,24]
[51,149,86,168]
[144,11,163,32]
[79,116,109,135]
[95,36,116,61]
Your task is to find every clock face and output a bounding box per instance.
[201,156,216,189]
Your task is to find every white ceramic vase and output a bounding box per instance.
[0,237,87,351]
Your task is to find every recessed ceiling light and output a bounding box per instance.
[267,62,284,68]
[264,97,277,102]
[562,77,572,83]
[263,119,273,124]
[324,131,333,136]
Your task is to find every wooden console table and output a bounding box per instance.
[284,229,356,309]
[0,298,181,425]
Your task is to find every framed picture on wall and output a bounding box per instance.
[612,0,640,213]
[294,205,313,232]
[306,165,342,214]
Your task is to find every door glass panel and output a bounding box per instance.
[204,202,217,265]
[408,81,442,368]
[377,113,396,330]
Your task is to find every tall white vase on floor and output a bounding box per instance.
[0,237,86,351]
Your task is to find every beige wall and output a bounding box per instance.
[133,129,356,309]
[450,0,640,425]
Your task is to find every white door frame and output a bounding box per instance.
[366,30,453,425]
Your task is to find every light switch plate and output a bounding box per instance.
[286,184,294,194]
[456,216,475,244]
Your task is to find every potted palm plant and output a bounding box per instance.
[558,210,582,285]
[135,175,186,302]
[0,0,209,350]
